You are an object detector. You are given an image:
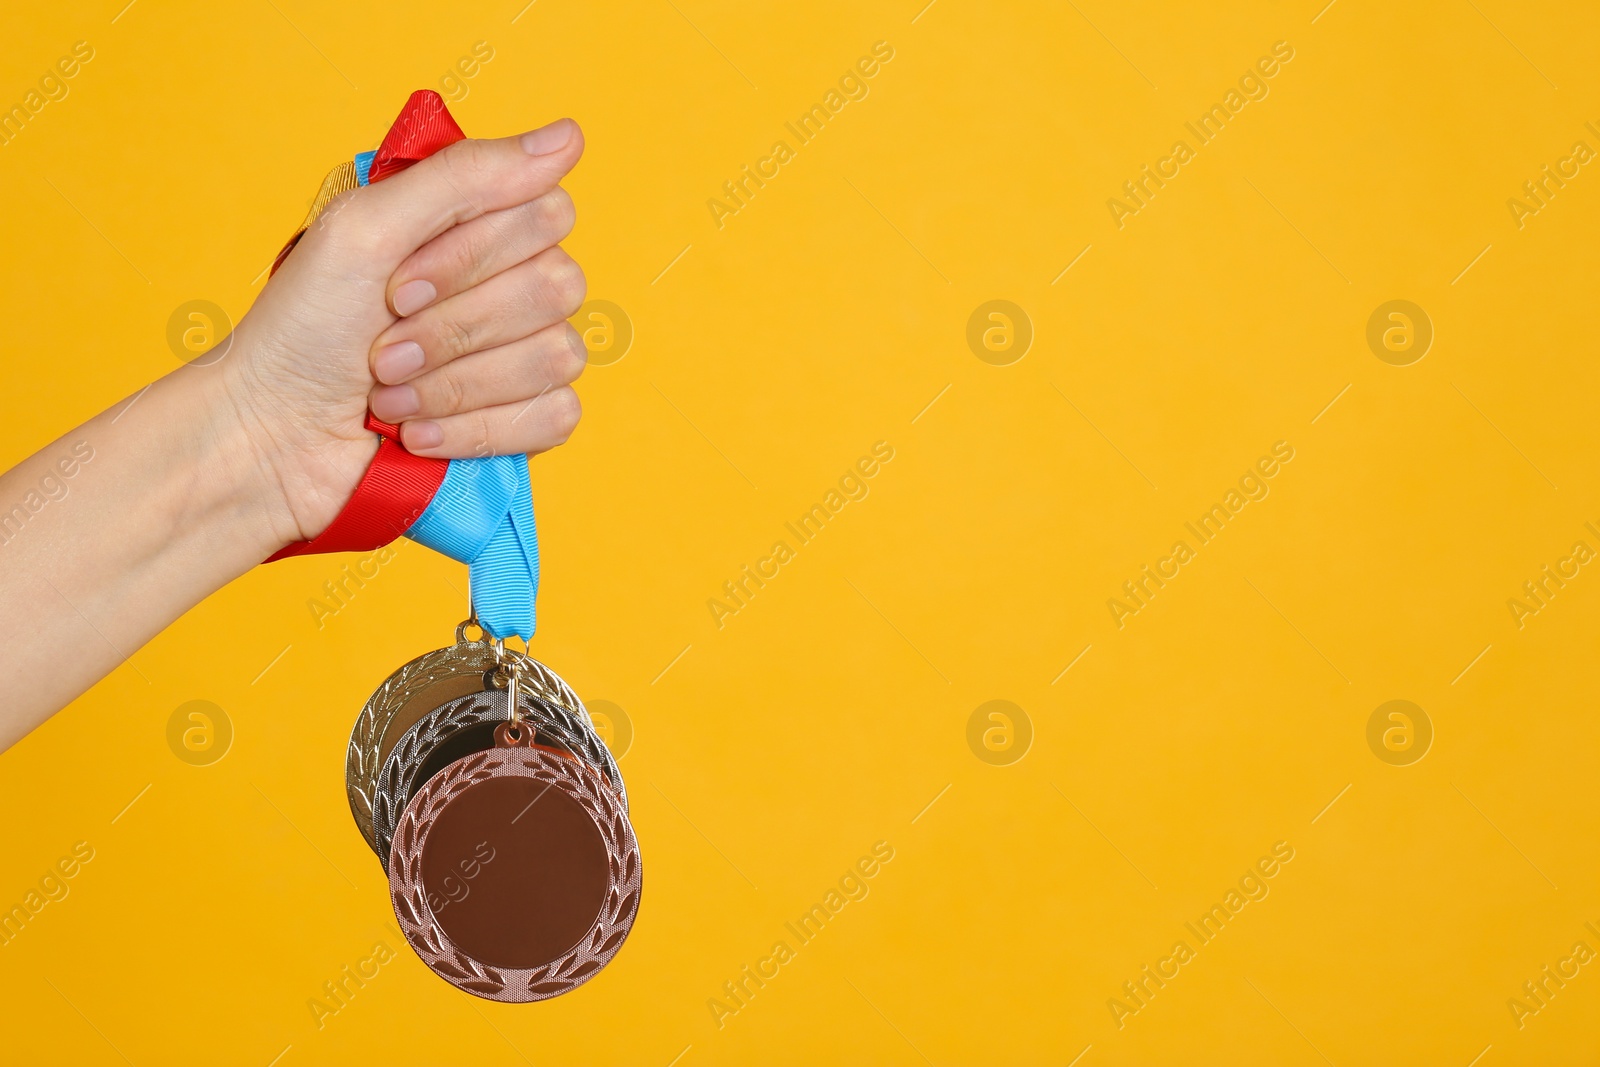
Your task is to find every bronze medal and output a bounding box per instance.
[372,687,625,870]
[388,718,641,1001]
[346,619,588,856]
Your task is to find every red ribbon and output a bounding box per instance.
[367,90,467,183]
[265,91,466,564]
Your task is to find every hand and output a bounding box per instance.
[217,119,588,549]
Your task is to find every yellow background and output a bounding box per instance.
[2,0,1598,1063]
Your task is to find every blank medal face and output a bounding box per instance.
[421,775,610,969]
[389,741,642,1001]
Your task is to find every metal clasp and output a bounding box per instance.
[492,637,524,728]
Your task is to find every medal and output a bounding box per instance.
[371,681,625,870]
[345,618,588,856]
[388,715,641,1002]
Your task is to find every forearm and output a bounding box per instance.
[0,359,300,747]
[0,116,586,751]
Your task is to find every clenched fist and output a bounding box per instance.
[221,118,588,548]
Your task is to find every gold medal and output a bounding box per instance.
[345,619,587,857]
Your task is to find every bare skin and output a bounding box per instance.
[0,119,589,752]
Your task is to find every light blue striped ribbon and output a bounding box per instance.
[405,453,540,641]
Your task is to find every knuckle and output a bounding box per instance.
[534,188,576,241]
[434,366,470,414]
[550,386,582,442]
[457,409,486,460]
[435,140,497,226]
[556,324,587,383]
[435,316,476,360]
[439,229,482,285]
[470,409,496,458]
[440,138,491,185]
[536,249,587,318]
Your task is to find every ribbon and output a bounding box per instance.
[264,91,540,640]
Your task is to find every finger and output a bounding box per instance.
[344,117,584,267]
[388,188,575,317]
[368,322,586,423]
[399,386,582,459]
[371,247,585,385]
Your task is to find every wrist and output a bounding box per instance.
[187,331,377,557]
[153,357,301,562]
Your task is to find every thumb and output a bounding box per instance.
[350,119,584,267]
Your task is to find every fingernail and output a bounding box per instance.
[521,119,573,156]
[370,384,420,421]
[374,341,425,384]
[392,279,436,317]
[406,421,444,450]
